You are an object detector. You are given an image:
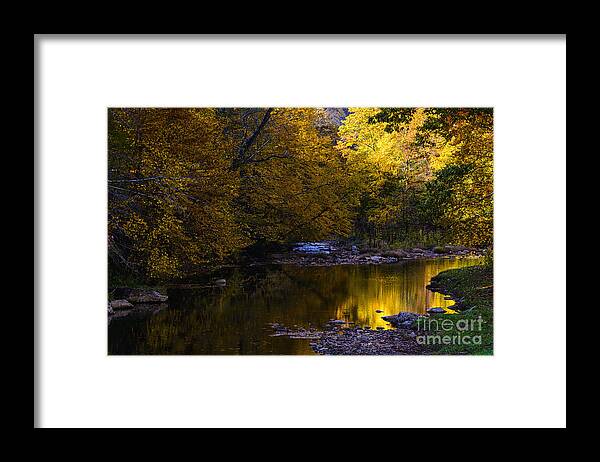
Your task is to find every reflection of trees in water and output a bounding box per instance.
[108,258,483,354]
[333,259,478,328]
[120,266,334,354]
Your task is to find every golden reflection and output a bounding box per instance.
[333,258,479,329]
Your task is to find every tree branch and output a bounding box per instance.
[232,108,273,169]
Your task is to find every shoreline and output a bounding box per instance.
[254,243,484,268]
[421,265,494,355]
[108,244,485,291]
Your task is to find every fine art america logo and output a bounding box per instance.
[415,316,484,346]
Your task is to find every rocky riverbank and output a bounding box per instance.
[270,317,432,355]
[262,242,483,267]
[108,288,169,324]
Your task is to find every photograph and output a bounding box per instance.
[107,107,493,355]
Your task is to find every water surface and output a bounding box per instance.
[108,257,482,355]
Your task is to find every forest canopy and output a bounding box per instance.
[108,107,493,280]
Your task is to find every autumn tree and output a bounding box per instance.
[370,108,493,248]
[108,108,247,280]
[220,107,358,244]
[336,108,449,246]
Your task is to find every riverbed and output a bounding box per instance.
[108,256,483,355]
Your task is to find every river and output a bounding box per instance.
[108,256,483,355]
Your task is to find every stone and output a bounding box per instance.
[396,312,419,323]
[214,279,227,285]
[127,290,168,304]
[427,307,446,314]
[382,312,419,327]
[110,299,134,310]
[293,242,332,254]
[375,309,383,313]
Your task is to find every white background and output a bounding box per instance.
[36,35,566,428]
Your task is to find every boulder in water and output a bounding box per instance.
[127,290,168,304]
[293,242,332,254]
[382,312,419,327]
[110,299,134,310]
[426,307,446,314]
